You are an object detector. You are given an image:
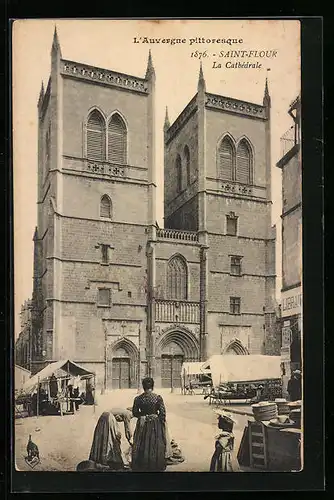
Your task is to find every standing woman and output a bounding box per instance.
[131,377,167,472]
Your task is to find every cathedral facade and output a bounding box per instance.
[29,30,277,389]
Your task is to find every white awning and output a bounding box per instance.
[181,361,211,376]
[203,354,281,386]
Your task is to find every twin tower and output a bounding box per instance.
[31,28,277,389]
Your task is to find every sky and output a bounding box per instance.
[12,19,300,337]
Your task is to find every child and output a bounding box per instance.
[209,410,239,472]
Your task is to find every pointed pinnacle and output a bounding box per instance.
[263,72,271,106]
[38,81,45,107]
[164,106,170,130]
[52,24,62,56]
[146,49,155,78]
[198,61,206,92]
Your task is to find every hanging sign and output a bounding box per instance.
[281,286,302,317]
[282,327,292,347]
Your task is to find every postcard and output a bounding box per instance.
[12,18,304,482]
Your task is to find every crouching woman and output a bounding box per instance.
[88,411,126,471]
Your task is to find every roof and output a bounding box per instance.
[22,360,95,394]
[181,361,211,376]
[15,364,31,375]
[202,354,281,386]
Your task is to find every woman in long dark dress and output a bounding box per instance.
[89,411,125,470]
[131,377,167,472]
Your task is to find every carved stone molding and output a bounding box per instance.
[62,60,149,94]
[86,161,126,178]
[206,93,266,120]
[221,183,253,196]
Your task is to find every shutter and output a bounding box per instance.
[219,139,233,180]
[108,115,126,164]
[236,141,251,184]
[87,111,105,160]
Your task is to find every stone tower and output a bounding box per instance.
[31,29,156,388]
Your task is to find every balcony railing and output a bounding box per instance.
[156,228,198,242]
[280,125,299,157]
[155,299,200,323]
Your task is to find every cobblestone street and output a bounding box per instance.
[15,389,252,472]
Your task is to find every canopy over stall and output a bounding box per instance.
[22,359,95,395]
[181,361,211,376]
[202,355,281,387]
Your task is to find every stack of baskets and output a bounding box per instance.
[274,398,290,415]
[251,401,278,422]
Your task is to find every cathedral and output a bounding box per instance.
[28,29,277,389]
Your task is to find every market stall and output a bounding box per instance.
[202,355,283,404]
[236,401,302,471]
[17,360,96,418]
[181,362,212,395]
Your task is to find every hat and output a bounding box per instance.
[213,409,237,424]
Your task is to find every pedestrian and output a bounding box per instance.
[287,370,302,401]
[210,410,240,472]
[49,373,58,399]
[131,377,167,471]
[85,380,95,405]
[89,411,126,470]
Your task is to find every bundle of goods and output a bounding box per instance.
[166,439,185,465]
[251,401,278,422]
[289,409,302,428]
[287,400,302,411]
[274,398,290,415]
[268,415,295,428]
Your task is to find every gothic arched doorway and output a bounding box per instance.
[156,328,200,388]
[223,339,249,355]
[107,338,138,390]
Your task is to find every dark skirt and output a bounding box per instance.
[131,415,167,472]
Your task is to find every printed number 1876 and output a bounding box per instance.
[191,51,208,59]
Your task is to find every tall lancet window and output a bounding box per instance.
[87,110,106,161]
[184,145,191,185]
[236,139,252,184]
[108,114,127,164]
[176,155,182,193]
[100,194,112,219]
[167,255,188,300]
[218,136,234,181]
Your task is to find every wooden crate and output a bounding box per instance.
[248,421,268,469]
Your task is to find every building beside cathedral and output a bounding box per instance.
[16,29,278,389]
[276,95,302,388]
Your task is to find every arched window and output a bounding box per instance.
[218,136,234,180]
[87,110,106,161]
[176,155,182,193]
[184,145,191,185]
[167,255,188,300]
[108,114,127,164]
[236,139,252,184]
[100,195,112,219]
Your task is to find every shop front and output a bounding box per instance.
[280,286,302,394]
